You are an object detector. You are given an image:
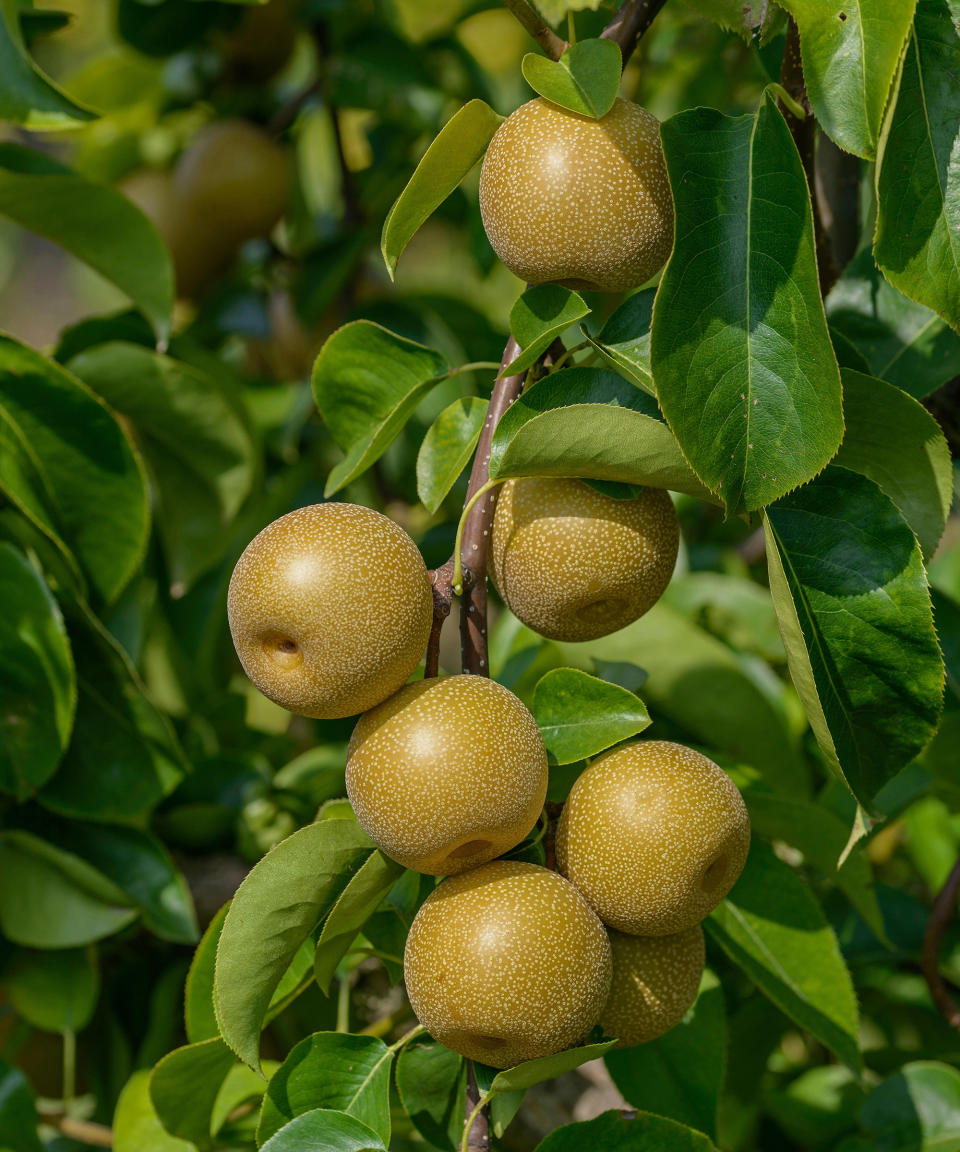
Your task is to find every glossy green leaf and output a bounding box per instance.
[535,1109,715,1151]
[4,946,98,1032]
[707,841,861,1070]
[504,285,590,376]
[259,1108,385,1152]
[834,370,952,558]
[652,95,843,514]
[826,249,960,398]
[605,970,726,1140]
[381,99,502,279]
[114,1070,193,1152]
[0,543,74,799]
[521,39,622,119]
[150,1038,236,1149]
[488,368,714,501]
[396,1041,465,1152]
[417,396,488,513]
[66,342,257,593]
[857,1061,960,1151]
[215,820,374,1072]
[483,1040,616,1096]
[0,1058,43,1152]
[780,0,917,158]
[0,829,136,947]
[0,0,94,130]
[0,333,149,603]
[875,0,960,334]
[313,321,448,496]
[764,466,943,806]
[583,289,656,395]
[532,667,650,765]
[0,144,172,337]
[257,1033,394,1146]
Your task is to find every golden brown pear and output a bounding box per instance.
[557,741,750,935]
[403,861,612,1068]
[479,97,673,292]
[227,504,432,719]
[346,675,547,875]
[175,120,290,244]
[218,0,298,82]
[490,478,678,642]
[599,926,705,1047]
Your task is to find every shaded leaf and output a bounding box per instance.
[505,285,590,376]
[521,39,622,119]
[417,396,488,513]
[481,1040,616,1096]
[259,1108,386,1152]
[4,945,98,1032]
[114,1070,193,1152]
[583,289,656,395]
[535,1108,715,1151]
[0,1057,43,1152]
[856,1060,960,1151]
[532,667,650,765]
[150,1038,236,1150]
[186,904,229,1044]
[396,1041,465,1152]
[0,0,94,130]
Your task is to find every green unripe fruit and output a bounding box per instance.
[346,675,547,875]
[227,504,432,719]
[557,741,750,935]
[599,925,705,1047]
[403,860,612,1068]
[479,97,673,293]
[490,478,678,642]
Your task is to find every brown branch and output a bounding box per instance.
[923,855,960,1031]
[466,1063,490,1152]
[41,1113,113,1148]
[778,17,836,298]
[267,79,320,137]
[600,0,670,63]
[501,0,568,60]
[425,559,455,679]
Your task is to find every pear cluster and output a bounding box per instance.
[228,499,748,1069]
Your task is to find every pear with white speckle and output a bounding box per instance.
[557,741,750,935]
[490,478,678,642]
[404,860,612,1068]
[479,97,674,292]
[600,925,705,1047]
[227,503,432,719]
[346,675,547,875]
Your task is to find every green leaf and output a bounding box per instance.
[834,370,952,559]
[875,0,960,334]
[482,1040,617,1096]
[857,1061,960,1151]
[505,285,590,376]
[215,820,374,1072]
[4,945,98,1032]
[707,840,861,1070]
[675,0,770,41]
[764,466,943,807]
[0,829,136,947]
[605,970,726,1140]
[313,852,406,994]
[583,289,656,395]
[396,1041,465,1152]
[259,1108,386,1152]
[150,1039,236,1150]
[66,342,257,593]
[488,367,714,502]
[0,144,172,338]
[535,1109,715,1151]
[532,667,650,765]
[381,99,502,279]
[114,1070,193,1152]
[416,396,488,513]
[664,571,784,664]
[0,1057,43,1152]
[312,321,448,496]
[0,0,94,130]
[186,904,229,1044]
[0,543,74,799]
[0,333,149,603]
[521,39,622,120]
[826,249,960,399]
[212,1062,276,1138]
[257,1033,394,1146]
[779,0,917,158]
[652,94,843,514]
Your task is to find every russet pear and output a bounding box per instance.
[403,860,612,1068]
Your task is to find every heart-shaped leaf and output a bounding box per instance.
[504,286,590,376]
[532,668,650,765]
[521,39,622,119]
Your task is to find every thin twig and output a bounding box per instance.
[267,79,321,137]
[600,0,670,63]
[40,1113,113,1148]
[923,856,960,1031]
[465,1063,490,1152]
[501,0,568,59]
[426,559,455,678]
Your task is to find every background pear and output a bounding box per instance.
[404,861,612,1068]
[599,925,705,1047]
[479,97,673,292]
[490,478,679,641]
[557,740,750,935]
[346,675,547,875]
[228,503,432,719]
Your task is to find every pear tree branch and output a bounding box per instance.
[923,854,960,1031]
[501,0,568,59]
[600,0,670,61]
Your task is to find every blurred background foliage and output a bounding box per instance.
[0,1,958,1150]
